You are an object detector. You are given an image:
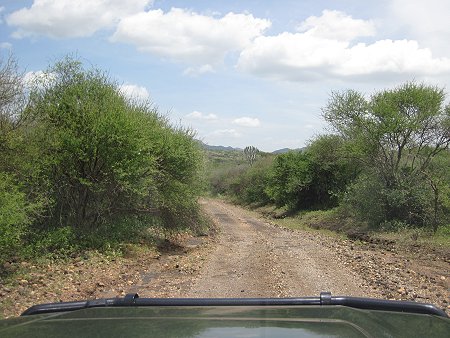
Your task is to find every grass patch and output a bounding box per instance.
[252,204,349,239]
[433,224,450,246]
[276,209,348,239]
[252,203,449,253]
[369,224,450,251]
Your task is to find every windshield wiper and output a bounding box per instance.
[21,292,448,318]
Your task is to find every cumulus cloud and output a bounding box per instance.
[237,10,450,81]
[186,110,218,120]
[119,84,150,101]
[388,0,450,56]
[233,117,260,127]
[6,0,152,38]
[111,8,270,68]
[297,10,375,41]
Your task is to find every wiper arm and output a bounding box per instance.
[21,292,448,318]
[21,293,140,316]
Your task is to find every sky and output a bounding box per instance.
[1,0,450,152]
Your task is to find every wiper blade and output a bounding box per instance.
[21,293,140,316]
[21,292,448,318]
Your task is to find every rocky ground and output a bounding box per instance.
[1,198,448,318]
[329,235,449,309]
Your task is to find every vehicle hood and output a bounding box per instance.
[1,305,449,337]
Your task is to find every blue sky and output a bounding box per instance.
[1,0,450,151]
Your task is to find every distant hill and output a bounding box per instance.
[202,144,242,152]
[272,148,290,154]
[272,147,305,154]
[197,141,304,155]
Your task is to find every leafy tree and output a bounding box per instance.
[25,56,203,231]
[26,58,156,228]
[264,136,355,211]
[306,134,359,207]
[265,151,313,209]
[323,82,450,228]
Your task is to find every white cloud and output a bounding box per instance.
[183,64,215,76]
[233,117,260,127]
[238,10,450,81]
[209,129,241,138]
[388,0,450,56]
[111,8,270,68]
[186,111,218,120]
[297,10,375,41]
[0,42,12,50]
[119,84,150,101]
[6,0,152,38]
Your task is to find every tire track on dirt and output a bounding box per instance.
[187,199,379,298]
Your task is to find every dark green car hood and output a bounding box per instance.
[1,305,449,337]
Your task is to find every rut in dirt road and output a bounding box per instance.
[187,199,379,298]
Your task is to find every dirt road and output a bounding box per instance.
[186,199,377,298]
[103,198,448,311]
[3,198,448,317]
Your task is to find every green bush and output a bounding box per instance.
[0,172,29,263]
[0,56,205,263]
[26,58,159,228]
[240,157,273,205]
[343,173,386,228]
[209,164,248,197]
[265,151,312,209]
[23,226,78,259]
[23,57,203,235]
[75,214,160,251]
[344,171,435,229]
[152,126,204,230]
[323,82,450,231]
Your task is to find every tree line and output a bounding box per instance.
[211,82,450,233]
[0,55,204,266]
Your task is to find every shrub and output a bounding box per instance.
[240,156,273,205]
[23,226,78,259]
[0,172,29,263]
[343,171,435,229]
[24,57,203,235]
[26,58,159,228]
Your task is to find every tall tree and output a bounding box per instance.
[323,82,450,228]
[323,82,449,181]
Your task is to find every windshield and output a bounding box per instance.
[0,0,449,320]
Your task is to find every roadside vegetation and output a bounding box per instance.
[0,55,205,273]
[209,82,450,247]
